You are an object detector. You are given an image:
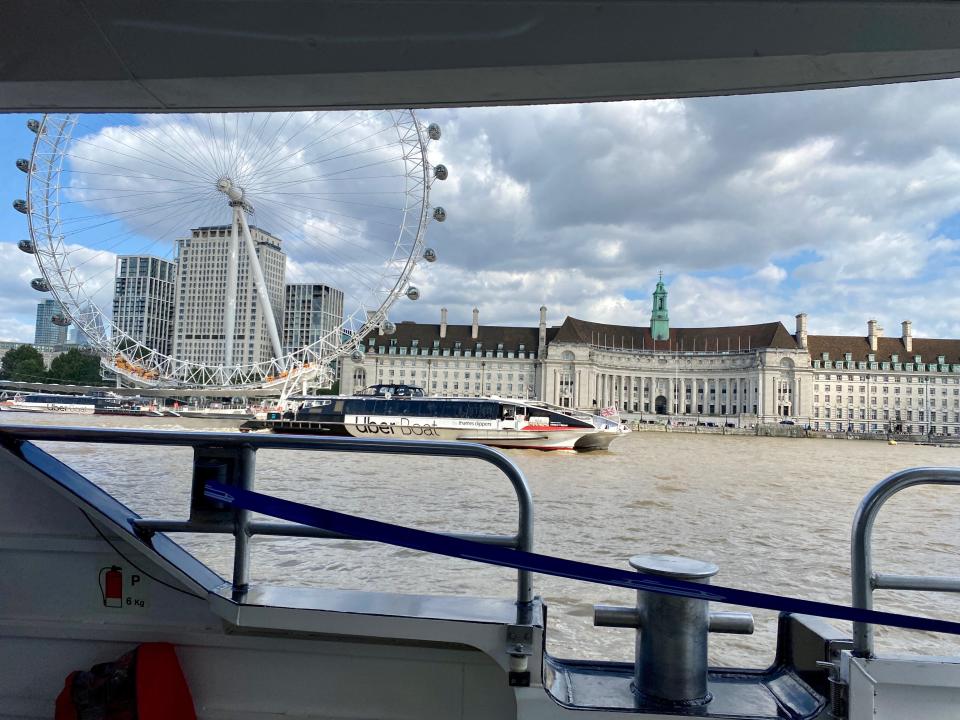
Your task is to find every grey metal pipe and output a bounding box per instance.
[2,425,535,621]
[707,611,754,634]
[872,573,960,593]
[594,606,753,634]
[593,605,640,628]
[133,519,234,534]
[248,521,520,548]
[231,445,256,600]
[851,466,960,657]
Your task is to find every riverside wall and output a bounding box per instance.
[624,419,946,444]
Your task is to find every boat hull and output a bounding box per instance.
[244,418,626,451]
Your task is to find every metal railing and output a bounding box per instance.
[2,425,535,625]
[851,467,960,656]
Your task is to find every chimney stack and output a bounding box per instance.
[795,313,808,349]
[867,319,883,352]
[539,306,547,356]
[440,307,448,339]
[902,320,913,353]
[472,307,479,340]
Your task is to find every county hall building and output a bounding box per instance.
[343,278,960,436]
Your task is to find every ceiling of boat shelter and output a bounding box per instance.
[4,1,960,112]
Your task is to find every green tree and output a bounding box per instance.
[47,348,104,385]
[0,345,47,382]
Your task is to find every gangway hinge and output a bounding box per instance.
[816,659,848,718]
[507,624,533,687]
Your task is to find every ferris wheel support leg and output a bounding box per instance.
[225,208,240,368]
[237,208,285,369]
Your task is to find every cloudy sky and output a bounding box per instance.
[3,78,960,346]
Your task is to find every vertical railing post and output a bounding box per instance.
[852,467,960,657]
[231,444,256,600]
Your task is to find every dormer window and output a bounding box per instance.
[433,340,440,348]
[915,355,922,364]
[844,352,852,362]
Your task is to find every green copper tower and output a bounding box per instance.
[651,271,669,341]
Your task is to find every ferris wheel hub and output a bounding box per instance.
[217,176,245,203]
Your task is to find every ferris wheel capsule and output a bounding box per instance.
[13,199,27,214]
[432,207,446,222]
[31,277,51,292]
[26,119,41,134]
[406,286,420,301]
[18,239,35,254]
[51,314,72,327]
[433,164,448,181]
[427,123,441,140]
[382,320,397,335]
[423,248,437,262]
[15,159,31,173]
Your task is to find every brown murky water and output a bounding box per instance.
[4,412,959,667]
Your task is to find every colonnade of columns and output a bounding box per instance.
[567,372,764,417]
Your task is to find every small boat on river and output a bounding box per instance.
[244,384,629,451]
[0,392,165,417]
[0,392,98,414]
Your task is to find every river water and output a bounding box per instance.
[4,412,959,667]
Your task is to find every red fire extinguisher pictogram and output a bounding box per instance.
[99,565,123,608]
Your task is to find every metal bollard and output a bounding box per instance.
[593,554,753,709]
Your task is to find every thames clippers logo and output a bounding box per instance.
[353,416,439,436]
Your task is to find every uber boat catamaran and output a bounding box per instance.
[0,392,99,415]
[252,384,629,451]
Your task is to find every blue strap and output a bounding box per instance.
[205,481,960,635]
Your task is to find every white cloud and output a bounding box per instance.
[4,81,960,351]
[751,263,787,285]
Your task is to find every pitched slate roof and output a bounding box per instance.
[552,317,800,351]
[363,322,556,352]
[807,335,960,364]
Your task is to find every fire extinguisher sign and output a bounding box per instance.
[97,562,149,610]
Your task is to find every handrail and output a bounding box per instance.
[851,466,960,656]
[0,425,535,625]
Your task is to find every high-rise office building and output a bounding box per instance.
[282,283,345,355]
[113,255,176,355]
[34,299,68,346]
[172,225,286,366]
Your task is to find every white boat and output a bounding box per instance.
[0,392,97,415]
[3,425,960,720]
[177,406,256,420]
[7,2,960,718]
[257,385,629,451]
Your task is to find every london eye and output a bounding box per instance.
[15,111,445,390]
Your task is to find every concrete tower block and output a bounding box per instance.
[902,320,913,352]
[440,307,448,339]
[472,307,479,340]
[795,313,808,349]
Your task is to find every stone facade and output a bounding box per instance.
[342,281,960,435]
